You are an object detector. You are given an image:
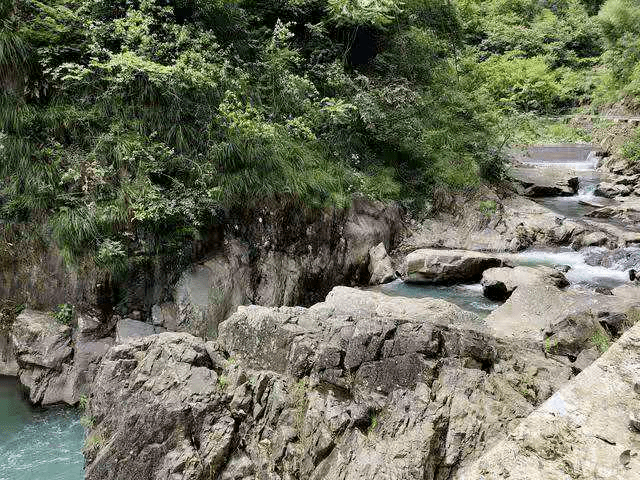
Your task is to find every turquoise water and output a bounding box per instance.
[0,376,84,480]
[375,280,501,318]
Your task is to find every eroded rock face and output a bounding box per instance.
[0,331,18,376]
[9,309,114,405]
[84,287,582,480]
[402,249,510,284]
[368,242,395,285]
[481,266,569,301]
[218,287,492,393]
[174,200,403,337]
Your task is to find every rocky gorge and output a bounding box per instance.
[1,145,640,479]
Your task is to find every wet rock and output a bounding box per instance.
[595,181,633,198]
[368,243,395,285]
[596,286,614,295]
[554,264,572,273]
[403,249,510,284]
[481,266,568,301]
[115,318,165,344]
[581,231,610,247]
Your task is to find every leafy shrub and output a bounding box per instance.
[52,303,74,325]
[621,128,640,166]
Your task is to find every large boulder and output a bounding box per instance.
[595,181,633,198]
[456,320,640,479]
[84,292,575,480]
[8,309,114,405]
[481,266,569,301]
[511,167,579,197]
[485,283,640,354]
[368,242,395,285]
[403,249,510,284]
[10,309,74,404]
[218,287,493,393]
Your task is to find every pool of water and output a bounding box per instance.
[374,280,502,318]
[0,376,84,480]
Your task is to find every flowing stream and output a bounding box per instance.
[377,144,639,314]
[0,377,84,479]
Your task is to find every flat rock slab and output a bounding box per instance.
[115,319,165,344]
[511,167,579,197]
[403,249,511,284]
[456,321,640,479]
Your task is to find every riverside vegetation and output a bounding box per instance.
[2,0,639,276]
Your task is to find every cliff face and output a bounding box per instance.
[1,199,402,329]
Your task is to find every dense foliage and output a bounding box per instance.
[2,0,640,274]
[1,0,503,271]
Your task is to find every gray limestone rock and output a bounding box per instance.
[115,318,165,344]
[481,265,568,301]
[403,249,510,284]
[368,242,395,285]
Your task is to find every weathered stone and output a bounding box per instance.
[572,347,599,372]
[115,318,165,344]
[174,200,402,338]
[218,287,498,393]
[481,266,568,301]
[485,283,640,352]
[595,181,633,198]
[511,167,579,197]
[581,231,610,247]
[0,332,18,376]
[456,321,640,479]
[368,242,395,285]
[151,302,177,329]
[403,249,510,284]
[85,327,574,480]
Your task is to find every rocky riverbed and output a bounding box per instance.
[1,144,639,479]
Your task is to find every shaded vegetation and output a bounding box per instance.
[2,0,640,273]
[1,0,503,272]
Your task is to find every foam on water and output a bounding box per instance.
[510,247,635,288]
